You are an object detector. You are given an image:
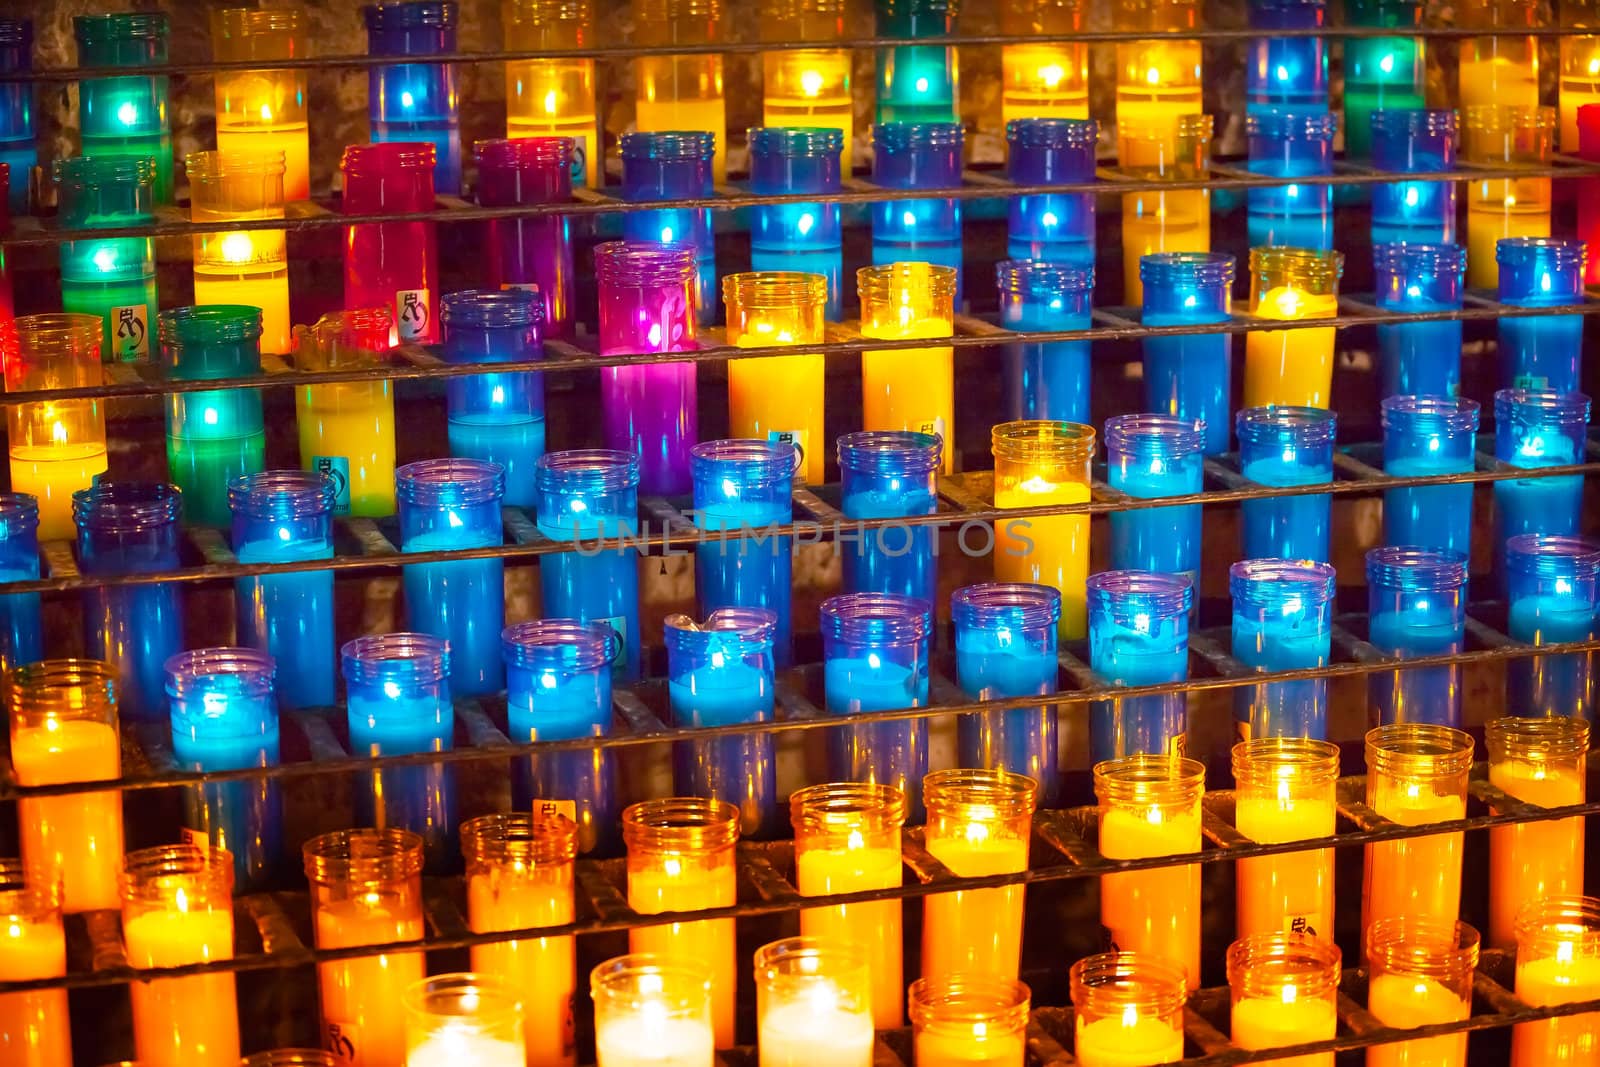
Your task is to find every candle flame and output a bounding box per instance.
[846,829,865,852]
[1121,1004,1140,1028]
[1016,474,1059,495]
[51,420,68,446]
[219,232,256,265]
[663,856,683,878]
[963,815,994,846]
[800,69,825,97]
[174,886,189,914]
[543,89,560,115]
[1038,64,1065,89]
[1558,940,1576,966]
[258,103,274,122]
[1281,982,1299,1005]
[1145,67,1162,86]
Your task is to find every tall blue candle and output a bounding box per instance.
[535,449,642,682]
[1006,118,1097,267]
[1235,406,1337,563]
[1369,109,1458,246]
[440,288,545,508]
[821,591,933,820]
[165,646,280,889]
[997,259,1093,423]
[1506,534,1599,721]
[952,581,1062,805]
[0,19,33,213]
[871,121,964,301]
[364,1,460,194]
[1104,414,1205,583]
[1248,0,1328,114]
[1381,395,1480,558]
[229,470,336,710]
[1141,251,1237,456]
[73,481,183,723]
[1494,389,1592,576]
[1246,108,1336,249]
[664,607,778,837]
[837,430,942,606]
[1087,569,1194,762]
[1496,237,1586,393]
[0,493,41,673]
[620,131,717,324]
[396,457,505,696]
[1367,545,1467,727]
[1373,241,1466,398]
[749,127,845,318]
[1230,558,1336,740]
[875,0,958,123]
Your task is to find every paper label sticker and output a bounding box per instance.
[180,825,209,848]
[1286,912,1326,940]
[324,1020,360,1064]
[1512,372,1550,390]
[394,289,431,342]
[501,282,542,297]
[1235,716,1253,744]
[915,417,947,443]
[1169,732,1188,759]
[112,303,150,359]
[314,455,352,515]
[534,798,579,824]
[766,429,808,474]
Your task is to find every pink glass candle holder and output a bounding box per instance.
[341,142,440,344]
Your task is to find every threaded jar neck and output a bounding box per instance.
[536,449,641,496]
[1069,951,1188,1019]
[664,608,779,655]
[303,828,425,888]
[690,438,798,490]
[1505,534,1600,579]
[158,304,265,347]
[1139,251,1235,290]
[594,241,698,287]
[1250,247,1345,293]
[995,259,1094,298]
[1103,413,1206,460]
[1369,108,1458,138]
[722,271,829,310]
[476,136,576,172]
[908,975,1031,1034]
[1247,108,1338,141]
[1225,932,1342,1001]
[622,797,741,853]
[1092,754,1206,808]
[341,633,451,688]
[1494,388,1592,427]
[460,811,579,868]
[341,141,438,179]
[1229,559,1337,607]
[1514,896,1600,958]
[1365,546,1468,593]
[872,121,964,153]
[228,470,337,522]
[923,768,1039,821]
[1380,395,1481,437]
[748,126,846,158]
[819,591,934,645]
[619,131,717,162]
[951,581,1062,632]
[72,482,183,533]
[1373,242,1467,285]
[441,287,543,330]
[1005,117,1097,149]
[857,261,959,304]
[502,619,618,672]
[790,782,908,834]
[1365,917,1480,983]
[991,419,1096,464]
[1365,723,1475,780]
[164,646,276,701]
[396,458,506,508]
[1231,736,1341,791]
[120,843,234,904]
[1484,715,1591,761]
[1086,570,1195,620]
[1234,405,1338,448]
[836,430,944,475]
[8,659,117,722]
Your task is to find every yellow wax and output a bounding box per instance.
[1116,87,1204,162]
[296,383,398,517]
[1244,288,1338,410]
[123,908,240,1067]
[1099,806,1202,989]
[1363,787,1466,938]
[507,57,601,189]
[762,49,854,152]
[1488,760,1584,950]
[1465,197,1551,289]
[0,909,71,1067]
[9,443,110,543]
[730,337,825,486]
[510,115,602,190]
[915,1023,1026,1067]
[1002,43,1089,124]
[216,123,310,201]
[994,477,1091,640]
[468,866,576,1067]
[193,266,292,356]
[796,843,904,1029]
[1231,995,1336,1067]
[1460,53,1540,112]
[922,836,1029,981]
[314,896,426,1067]
[635,81,727,184]
[1511,954,1600,1066]
[759,990,875,1067]
[12,719,122,913]
[1121,189,1209,305]
[1073,1015,1186,1067]
[628,862,738,1048]
[1366,973,1469,1067]
[860,317,954,474]
[1234,794,1336,941]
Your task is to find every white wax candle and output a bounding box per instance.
[758,988,874,1067]
[407,1021,525,1067]
[595,1005,714,1067]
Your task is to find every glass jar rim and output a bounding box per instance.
[664,607,779,650]
[995,258,1095,296]
[460,811,580,866]
[722,271,829,310]
[1225,931,1343,1001]
[1069,950,1188,1015]
[1139,250,1235,288]
[74,11,169,42]
[1006,116,1098,149]
[856,261,959,301]
[164,646,276,700]
[790,781,908,831]
[1092,755,1207,805]
[1463,103,1558,132]
[951,581,1063,631]
[690,437,799,489]
[1494,387,1592,424]
[303,827,425,886]
[241,1051,341,1067]
[341,141,439,177]
[441,287,544,330]
[1365,916,1480,981]
[158,304,265,346]
[819,591,934,644]
[1234,405,1339,446]
[594,241,699,286]
[1372,241,1467,279]
[1514,895,1600,955]
[396,458,506,508]
[1231,736,1341,788]
[72,481,183,532]
[536,449,642,500]
[747,126,846,157]
[621,796,741,852]
[1364,545,1468,592]
[53,155,157,190]
[341,632,451,686]
[228,469,338,522]
[1103,413,1207,458]
[7,659,117,722]
[1380,394,1481,434]
[186,148,288,181]
[1364,722,1475,778]
[923,768,1040,819]
[1484,714,1591,760]
[590,953,711,1012]
[120,843,234,903]
[475,136,577,169]
[1250,247,1345,288]
[1229,558,1337,604]
[871,121,965,151]
[502,618,619,672]
[619,130,717,162]
[1086,569,1194,617]
[1369,108,1459,136]
[1505,533,1600,578]
[990,418,1096,462]
[1247,107,1339,140]
[362,1,459,30]
[0,492,40,528]
[402,971,522,1025]
[1496,236,1586,272]
[754,936,869,985]
[836,430,944,475]
[908,974,1031,1031]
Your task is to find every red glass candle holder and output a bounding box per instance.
[341,141,440,343]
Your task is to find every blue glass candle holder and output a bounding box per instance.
[54,156,158,363]
[820,591,933,820]
[1496,238,1586,393]
[691,439,797,666]
[1367,545,1468,727]
[837,430,942,606]
[73,13,173,202]
[1231,559,1337,740]
[364,1,460,194]
[229,470,336,711]
[1506,534,1600,720]
[341,632,456,871]
[875,0,957,123]
[73,481,183,723]
[1246,109,1337,249]
[1381,395,1481,557]
[664,607,778,838]
[1104,415,1205,583]
[1369,110,1458,247]
[535,449,642,682]
[1087,570,1194,762]
[503,618,618,855]
[749,127,845,318]
[1141,252,1237,456]
[1006,118,1097,267]
[997,260,1093,423]
[165,646,280,889]
[396,458,505,696]
[871,122,964,301]
[440,288,545,508]
[0,19,34,213]
[620,131,717,324]
[1235,406,1337,563]
[1494,389,1592,574]
[1373,242,1467,398]
[1248,0,1328,114]
[951,582,1062,805]
[0,493,41,673]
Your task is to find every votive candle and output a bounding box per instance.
[875,0,958,124]
[0,859,71,1067]
[837,430,943,605]
[1245,247,1344,409]
[691,439,796,663]
[364,1,460,194]
[591,955,715,1067]
[1493,389,1591,580]
[1366,546,1469,728]
[1505,533,1600,719]
[870,123,964,300]
[1372,242,1466,399]
[0,494,41,674]
[633,0,728,182]
[910,975,1030,1067]
[754,937,874,1067]
[342,142,439,344]
[1088,570,1194,762]
[1459,0,1540,112]
[1343,0,1426,162]
[1001,0,1088,123]
[73,13,172,201]
[1369,109,1458,247]
[476,136,577,339]
[858,262,958,461]
[1365,917,1478,1067]
[1104,414,1205,581]
[1462,105,1555,290]
[1006,117,1098,267]
[620,131,717,323]
[186,148,290,355]
[1228,933,1339,1067]
[292,306,397,517]
[991,419,1095,638]
[747,132,843,320]
[1231,559,1336,740]
[440,288,545,508]
[997,259,1093,424]
[6,313,107,540]
[1511,896,1600,1065]
[1246,109,1336,250]
[210,7,309,200]
[53,156,157,362]
[1235,406,1336,563]
[1248,0,1328,114]
[1069,951,1187,1067]
[1140,250,1233,453]
[402,972,525,1067]
[1496,237,1586,394]
[1380,395,1480,558]
[723,271,828,485]
[502,0,599,187]
[1232,737,1339,940]
[1120,114,1213,305]
[1115,0,1204,143]
[0,20,34,214]
[759,0,853,154]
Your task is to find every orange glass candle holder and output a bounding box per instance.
[991,420,1095,638]
[760,0,852,152]
[1119,112,1212,304]
[187,148,291,355]
[6,314,108,541]
[1226,931,1340,1066]
[1512,895,1600,1065]
[723,271,829,485]
[1002,0,1089,123]
[1365,917,1478,1067]
[209,7,310,200]
[1115,0,1203,144]
[1232,737,1339,942]
[1462,105,1556,289]
[634,0,728,183]
[0,859,71,1067]
[857,262,958,467]
[1069,951,1187,1067]
[1244,247,1344,410]
[503,0,600,188]
[909,975,1030,1067]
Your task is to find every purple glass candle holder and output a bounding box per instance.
[475,136,576,339]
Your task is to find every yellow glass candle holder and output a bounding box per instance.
[990,419,1095,639]
[1244,247,1343,410]
[1068,951,1187,1067]
[1226,931,1340,1066]
[1462,105,1556,289]
[909,975,1030,1067]
[1459,0,1541,113]
[1362,723,1474,945]
[790,782,907,1029]
[209,7,310,201]
[920,768,1037,981]
[1560,1,1600,151]
[723,271,829,485]
[1365,917,1479,1067]
[1119,112,1212,304]
[504,0,601,188]
[1001,0,1089,123]
[302,828,427,1067]
[120,844,240,1067]
[591,954,715,1067]
[6,314,108,542]
[1485,715,1588,950]
[403,973,526,1067]
[760,0,852,152]
[292,306,397,518]
[461,812,579,1067]
[187,149,291,355]
[1232,737,1339,942]
[0,860,71,1067]
[622,798,741,1048]
[1512,895,1600,1064]
[634,0,728,184]
[1094,754,1206,989]
[1115,0,1203,143]
[754,937,875,1067]
[857,262,958,468]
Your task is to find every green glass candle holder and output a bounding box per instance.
[54,156,159,363]
[73,13,173,203]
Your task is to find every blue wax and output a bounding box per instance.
[1495,473,1585,547]
[1141,331,1231,457]
[1370,173,1453,247]
[1231,611,1331,738]
[538,550,641,683]
[1383,456,1474,557]
[371,117,459,194]
[1107,467,1202,581]
[506,665,615,854]
[954,643,1058,795]
[999,271,1092,424]
[751,216,842,321]
[171,726,281,890]
[1247,195,1331,249]
[1007,193,1094,268]
[85,584,181,724]
[824,655,929,817]
[1368,607,1463,726]
[0,566,42,674]
[235,541,335,709]
[447,414,545,508]
[403,532,504,696]
[1240,456,1332,563]
[695,503,792,667]
[870,200,963,299]
[876,45,957,123]
[840,486,938,606]
[668,662,775,832]
[1507,594,1596,720]
[348,691,456,870]
[1089,613,1188,762]
[1499,315,1584,393]
[1377,319,1462,398]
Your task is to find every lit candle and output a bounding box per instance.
[52,157,158,363]
[0,24,33,215]
[1006,117,1098,267]
[1369,110,1458,247]
[760,0,852,151]
[292,306,397,518]
[6,313,108,541]
[875,0,959,124]
[1365,917,1478,1067]
[1103,415,1205,580]
[1505,533,1600,720]
[1496,237,1585,394]
[1227,931,1340,1067]
[748,131,844,321]
[991,419,1095,639]
[1492,389,1591,581]
[997,260,1094,424]
[503,0,600,188]
[1001,0,1088,122]
[0,494,42,698]
[1087,570,1194,762]
[402,973,525,1067]
[0,861,72,1067]
[691,442,797,664]
[910,975,1030,1067]
[187,149,291,356]
[1372,242,1466,399]
[837,431,943,604]
[1230,559,1337,740]
[633,0,727,183]
[364,2,460,194]
[1243,247,1343,410]
[1119,115,1213,306]
[1380,396,1480,558]
[1511,896,1600,1065]
[1459,0,1540,111]
[476,136,578,339]
[1245,109,1336,251]
[342,142,440,345]
[858,262,958,465]
[1232,738,1338,940]
[1342,0,1425,162]
[1069,951,1187,1067]
[1140,252,1234,455]
[621,132,717,323]
[1366,546,1469,728]
[1561,5,1600,150]
[870,122,965,301]
[1248,0,1328,113]
[723,271,829,485]
[754,937,875,1067]
[210,7,309,200]
[72,13,173,202]
[1462,105,1555,290]
[591,955,715,1067]
[1116,0,1204,142]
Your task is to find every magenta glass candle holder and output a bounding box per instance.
[341,141,440,344]
[475,136,576,339]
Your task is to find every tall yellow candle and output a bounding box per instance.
[1462,105,1556,289]
[209,7,310,201]
[504,0,602,188]
[910,975,1031,1067]
[724,271,829,485]
[858,262,958,471]
[1119,113,1212,304]
[187,149,292,356]
[1226,932,1340,1067]
[6,315,109,542]
[1366,917,1478,1067]
[634,0,728,183]
[1560,2,1600,150]
[1458,0,1541,112]
[1069,951,1188,1067]
[1244,247,1344,410]
[760,0,851,150]
[402,973,526,1067]
[1002,0,1089,123]
[1511,895,1600,1066]
[0,861,72,1067]
[991,419,1095,639]
[1232,738,1338,941]
[292,306,398,518]
[1115,0,1204,145]
[754,937,875,1067]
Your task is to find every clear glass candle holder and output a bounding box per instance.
[591,954,715,1067]
[0,860,71,1067]
[476,137,577,338]
[1496,236,1586,394]
[210,7,309,201]
[754,937,874,1067]
[1462,104,1555,290]
[836,430,942,605]
[875,0,958,124]
[869,123,964,300]
[1244,247,1344,410]
[1366,546,1469,728]
[1226,931,1340,1062]
[1088,570,1194,762]
[186,149,291,355]
[6,313,108,541]
[633,0,728,182]
[1069,950,1187,1066]
[1230,559,1336,740]
[1380,396,1481,558]
[1344,0,1427,161]
[620,131,717,323]
[1493,389,1592,580]
[909,975,1030,1067]
[1140,251,1234,455]
[857,261,958,458]
[1104,414,1205,581]
[1373,242,1467,399]
[52,157,158,363]
[1232,737,1339,941]
[1365,917,1479,1067]
[759,0,853,154]
[341,142,439,344]
[997,259,1094,425]
[1001,0,1088,123]
[1512,896,1600,1063]
[747,130,844,319]
[0,493,42,674]
[364,1,460,194]
[1505,533,1600,719]
[991,419,1096,638]
[1248,0,1328,114]
[292,305,397,518]
[722,271,829,485]
[402,973,526,1067]
[1246,109,1337,250]
[73,13,173,202]
[1119,114,1213,306]
[502,0,598,188]
[1369,109,1458,247]
[1006,118,1098,267]
[439,288,545,508]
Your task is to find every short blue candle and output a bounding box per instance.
[503,618,618,855]
[1506,534,1600,721]
[821,591,933,820]
[342,632,456,871]
[1248,0,1328,114]
[664,607,778,837]
[1496,237,1586,393]
[0,493,41,673]
[749,127,845,318]
[952,581,1062,805]
[1246,108,1336,250]
[997,260,1093,423]
[1006,118,1097,268]
[1230,558,1336,740]
[875,0,957,123]
[871,121,964,302]
[1105,414,1205,583]
[440,288,545,508]
[0,19,34,213]
[837,430,942,606]
[165,646,280,889]
[1141,252,1237,456]
[1381,395,1480,558]
[396,457,505,696]
[1367,545,1467,727]
[536,449,642,682]
[229,470,336,710]
[1373,241,1466,398]
[1087,570,1194,762]
[1369,109,1457,246]
[364,1,460,194]
[1494,389,1592,577]
[620,131,717,324]
[1235,406,1337,563]
[74,481,183,723]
